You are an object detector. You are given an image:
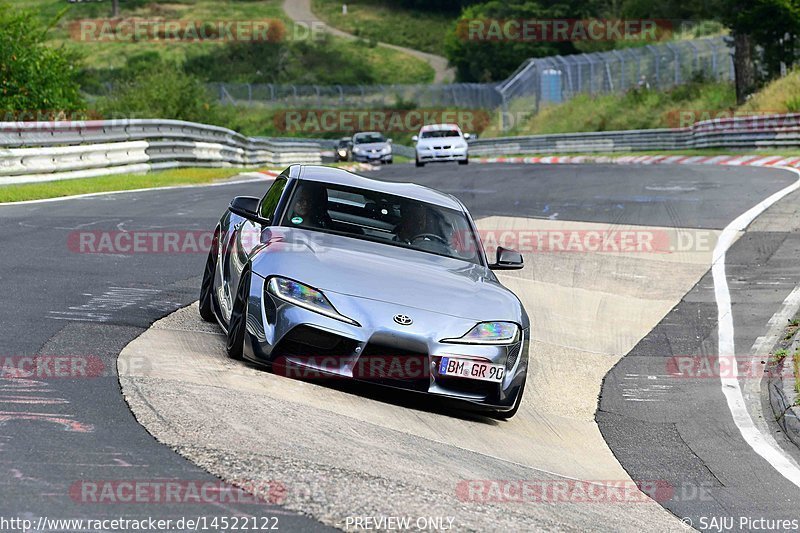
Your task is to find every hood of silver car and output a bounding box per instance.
[252,228,522,322]
[354,142,389,150]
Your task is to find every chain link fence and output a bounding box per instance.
[498,37,732,101]
[210,82,504,110]
[207,37,733,131]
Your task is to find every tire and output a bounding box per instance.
[490,380,525,420]
[226,270,251,360]
[387,158,393,164]
[198,232,219,322]
[415,157,425,168]
[458,157,469,165]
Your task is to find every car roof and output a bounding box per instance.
[419,123,462,132]
[287,165,463,211]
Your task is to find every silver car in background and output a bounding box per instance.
[351,131,393,164]
[413,123,470,167]
[199,165,529,418]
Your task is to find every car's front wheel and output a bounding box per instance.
[199,231,219,322]
[415,156,425,168]
[459,157,469,165]
[226,269,251,360]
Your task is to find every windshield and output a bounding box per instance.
[281,181,483,265]
[420,130,461,139]
[353,132,386,144]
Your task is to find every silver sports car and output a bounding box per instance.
[199,165,529,418]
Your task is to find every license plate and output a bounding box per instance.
[439,357,505,383]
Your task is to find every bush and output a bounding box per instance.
[96,57,225,124]
[0,3,84,112]
[184,34,377,85]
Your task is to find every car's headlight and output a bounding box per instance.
[441,322,519,344]
[267,277,359,326]
[338,149,347,157]
[381,147,391,154]
[353,146,362,154]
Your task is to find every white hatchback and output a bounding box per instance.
[412,124,470,167]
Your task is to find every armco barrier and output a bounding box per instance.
[0,119,322,185]
[469,113,800,155]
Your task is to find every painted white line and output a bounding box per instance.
[713,166,800,486]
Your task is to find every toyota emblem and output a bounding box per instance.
[393,314,413,326]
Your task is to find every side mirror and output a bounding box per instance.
[411,135,419,142]
[489,246,524,270]
[463,132,471,140]
[387,138,393,144]
[229,196,262,221]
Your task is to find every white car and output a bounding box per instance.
[412,124,470,167]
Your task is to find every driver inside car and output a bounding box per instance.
[394,201,448,247]
[288,183,333,230]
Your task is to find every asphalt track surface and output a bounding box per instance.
[1,163,799,530]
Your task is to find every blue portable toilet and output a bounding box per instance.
[540,69,563,104]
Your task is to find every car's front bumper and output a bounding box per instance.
[416,147,468,162]
[352,152,392,163]
[242,274,528,411]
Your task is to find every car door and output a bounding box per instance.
[220,177,288,322]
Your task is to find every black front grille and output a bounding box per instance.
[357,342,430,392]
[273,325,358,358]
[506,343,521,370]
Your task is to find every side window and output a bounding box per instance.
[259,177,287,221]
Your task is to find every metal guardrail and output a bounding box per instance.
[0,119,323,185]
[469,114,800,155]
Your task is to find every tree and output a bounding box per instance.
[444,1,580,82]
[0,4,84,113]
[625,0,800,103]
[716,0,800,103]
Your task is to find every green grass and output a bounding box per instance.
[742,68,800,114]
[484,81,736,137]
[30,0,433,83]
[773,349,789,364]
[311,0,454,56]
[488,68,800,138]
[794,349,800,397]
[0,167,251,202]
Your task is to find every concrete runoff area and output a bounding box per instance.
[5,163,798,529]
[118,216,724,531]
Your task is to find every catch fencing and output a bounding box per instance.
[207,37,733,128]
